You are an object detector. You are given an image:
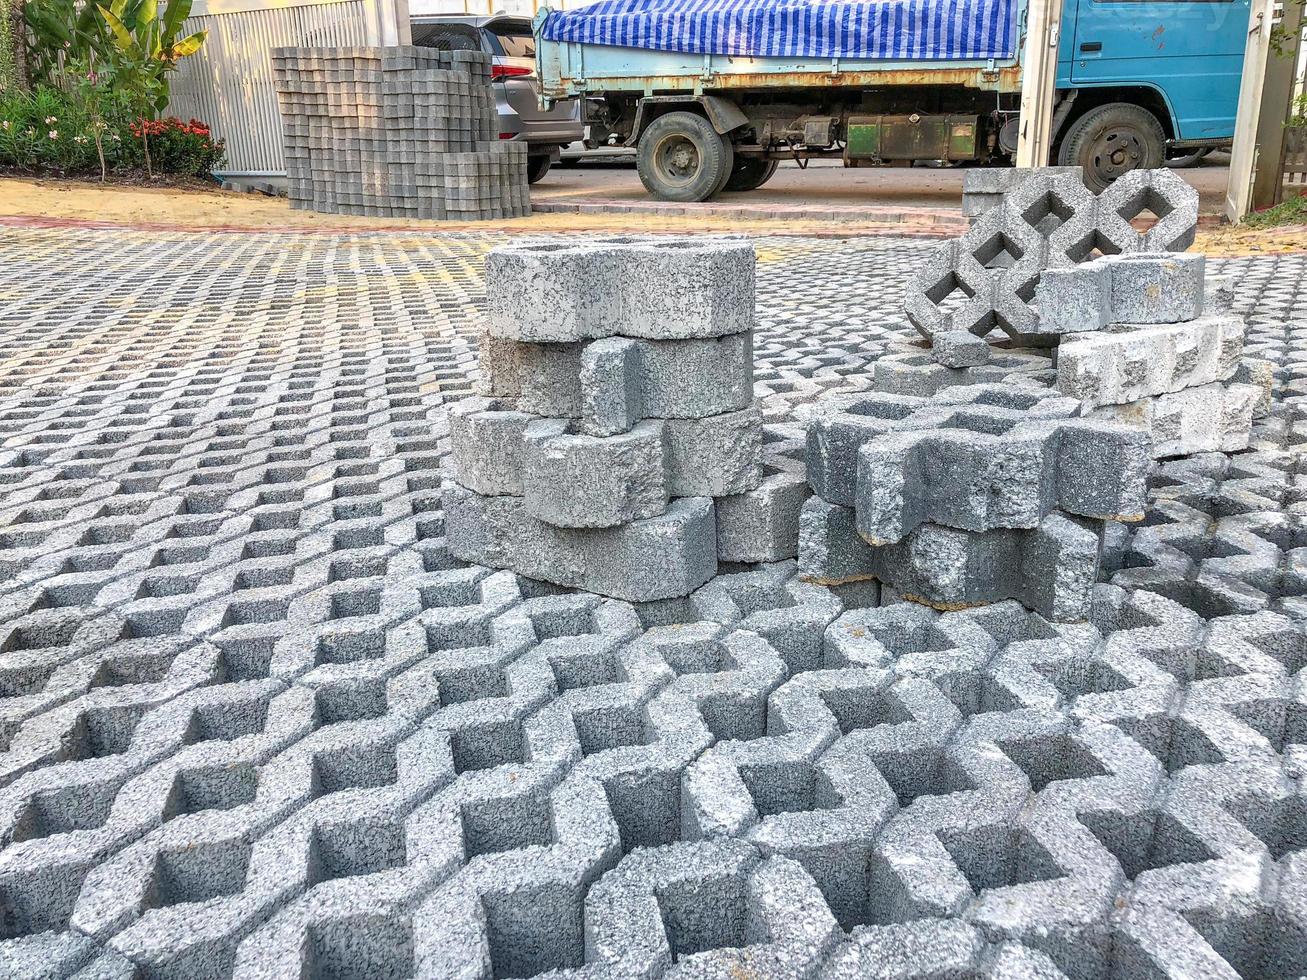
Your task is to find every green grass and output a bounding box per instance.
[1245,192,1307,229]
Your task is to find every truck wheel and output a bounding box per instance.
[527,156,552,184]
[1057,103,1165,192]
[1166,146,1213,170]
[724,158,779,192]
[637,111,734,203]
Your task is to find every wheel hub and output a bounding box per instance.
[1090,128,1143,181]
[657,136,701,184]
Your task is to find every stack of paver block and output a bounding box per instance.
[905,167,1201,346]
[797,384,1152,620]
[443,237,810,601]
[904,166,1266,457]
[270,46,530,220]
[1039,251,1261,457]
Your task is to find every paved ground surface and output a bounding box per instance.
[536,156,1234,214]
[2,224,1307,978]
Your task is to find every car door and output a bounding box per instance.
[1068,0,1250,140]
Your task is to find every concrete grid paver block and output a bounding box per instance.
[1,221,1305,980]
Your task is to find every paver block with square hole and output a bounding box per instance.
[873,346,1055,397]
[854,413,1150,542]
[1095,166,1200,254]
[1057,314,1245,408]
[1092,380,1259,459]
[571,839,841,977]
[805,384,1084,509]
[906,167,1201,344]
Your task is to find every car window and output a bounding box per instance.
[412,23,483,51]
[488,27,535,59]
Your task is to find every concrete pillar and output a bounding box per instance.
[1016,0,1064,168]
[1224,0,1277,223]
[364,0,412,46]
[1251,2,1304,209]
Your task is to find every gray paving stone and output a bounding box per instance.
[0,225,1304,980]
[1057,313,1246,409]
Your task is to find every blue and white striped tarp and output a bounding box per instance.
[540,0,1019,62]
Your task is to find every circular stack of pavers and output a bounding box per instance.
[444,237,808,602]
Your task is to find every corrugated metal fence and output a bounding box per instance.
[167,0,367,175]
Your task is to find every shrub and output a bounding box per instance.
[0,84,224,178]
[124,116,224,176]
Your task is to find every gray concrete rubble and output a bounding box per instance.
[445,237,783,600]
[271,46,529,220]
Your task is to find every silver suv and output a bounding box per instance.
[410,14,582,183]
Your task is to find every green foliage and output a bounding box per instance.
[24,0,206,112]
[0,82,223,178]
[1245,193,1307,229]
[1290,91,1307,130]
[97,0,206,112]
[24,0,106,84]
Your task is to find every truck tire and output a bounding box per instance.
[1166,146,1213,170]
[1057,102,1166,192]
[527,155,552,184]
[724,158,779,192]
[637,111,734,203]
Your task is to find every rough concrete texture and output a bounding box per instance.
[1091,380,1259,459]
[479,330,754,432]
[3,226,1307,980]
[873,345,1056,397]
[961,165,1084,218]
[799,499,1103,620]
[1033,260,1114,336]
[485,237,755,343]
[906,168,1199,343]
[449,237,768,599]
[270,47,528,220]
[806,383,1085,507]
[1056,313,1245,409]
[930,330,991,368]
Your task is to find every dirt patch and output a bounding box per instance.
[3,175,1303,254]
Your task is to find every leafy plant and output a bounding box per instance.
[24,0,106,85]
[0,85,102,172]
[96,0,207,176]
[1,81,222,179]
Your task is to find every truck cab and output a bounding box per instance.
[536,0,1250,198]
[1054,0,1249,184]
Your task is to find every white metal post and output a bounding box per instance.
[1016,0,1064,168]
[364,0,412,46]
[1225,0,1277,223]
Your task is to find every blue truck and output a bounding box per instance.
[533,0,1249,200]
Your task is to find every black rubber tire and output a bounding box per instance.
[526,155,552,184]
[723,157,779,192]
[1057,102,1166,192]
[1166,146,1213,170]
[637,111,734,203]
